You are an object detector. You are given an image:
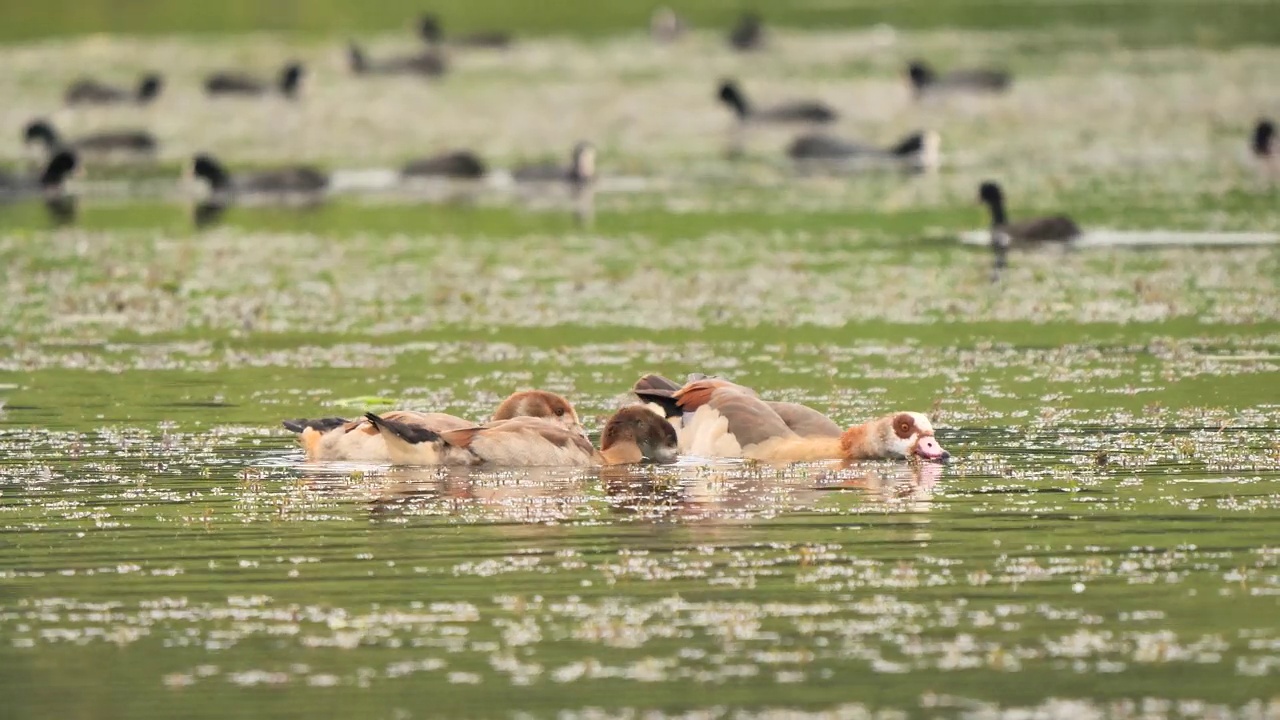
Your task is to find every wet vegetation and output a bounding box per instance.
[2,1,1279,718]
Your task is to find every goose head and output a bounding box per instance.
[138,74,163,103]
[878,412,948,461]
[1253,119,1275,158]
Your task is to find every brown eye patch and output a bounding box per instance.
[893,413,915,439]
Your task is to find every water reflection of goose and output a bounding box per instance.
[365,405,677,467]
[283,390,583,462]
[634,375,949,463]
[65,73,162,105]
[978,180,1082,280]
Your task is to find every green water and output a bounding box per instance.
[3,2,1280,717]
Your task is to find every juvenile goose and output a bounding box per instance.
[402,150,487,179]
[634,374,841,447]
[1253,119,1275,176]
[204,62,304,98]
[787,130,940,172]
[638,379,948,463]
[190,153,328,200]
[284,390,583,462]
[24,119,157,157]
[978,180,1081,277]
[718,80,837,124]
[348,43,447,77]
[419,14,513,49]
[907,60,1010,98]
[728,13,764,51]
[365,405,678,467]
[65,73,162,105]
[512,142,596,188]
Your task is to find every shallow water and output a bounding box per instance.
[3,18,1280,720]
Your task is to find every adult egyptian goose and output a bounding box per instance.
[787,130,939,172]
[204,63,304,99]
[65,73,162,105]
[635,374,841,446]
[978,180,1081,277]
[365,405,678,467]
[718,80,837,124]
[402,150,487,179]
[635,378,948,462]
[907,60,1011,98]
[283,390,583,462]
[24,119,156,157]
[348,43,447,78]
[189,153,328,201]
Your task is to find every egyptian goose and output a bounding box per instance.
[204,63,304,99]
[634,374,841,445]
[636,378,948,462]
[283,389,583,462]
[978,180,1081,278]
[419,15,513,49]
[65,73,162,105]
[348,43,447,78]
[728,13,764,51]
[24,119,156,157]
[907,60,1011,98]
[365,405,678,467]
[718,80,837,124]
[401,150,487,179]
[787,130,940,172]
[189,153,328,200]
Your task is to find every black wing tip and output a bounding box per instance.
[364,412,440,445]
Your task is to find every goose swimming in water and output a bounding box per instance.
[635,376,948,463]
[978,180,1081,280]
[65,73,162,105]
[284,390,584,462]
[24,119,156,157]
[907,60,1011,98]
[204,62,304,99]
[787,130,940,172]
[348,42,447,77]
[189,153,328,202]
[365,405,678,467]
[718,79,837,124]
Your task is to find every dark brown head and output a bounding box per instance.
[493,390,582,433]
[600,406,678,464]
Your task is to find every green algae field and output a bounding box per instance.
[1,2,1279,718]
